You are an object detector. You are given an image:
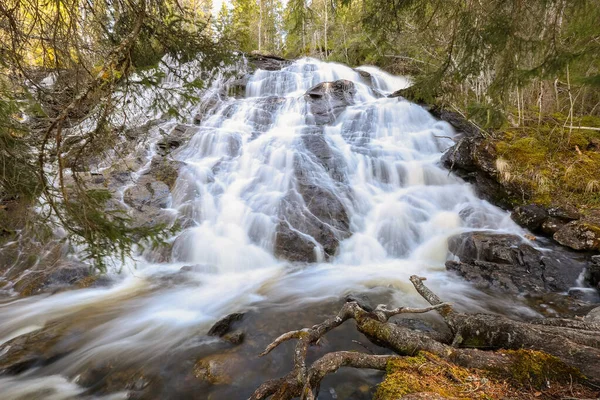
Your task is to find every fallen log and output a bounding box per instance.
[249,275,600,400]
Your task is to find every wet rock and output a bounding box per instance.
[511,204,548,231]
[124,179,170,210]
[194,92,224,124]
[553,220,600,251]
[124,119,163,141]
[193,352,246,385]
[247,53,291,71]
[446,231,586,294]
[301,133,348,183]
[248,96,287,138]
[345,293,375,312]
[222,331,244,345]
[145,156,182,189]
[541,217,565,235]
[228,76,248,98]
[0,322,77,375]
[429,106,481,138]
[441,136,522,209]
[274,148,351,263]
[586,255,600,289]
[274,220,319,262]
[305,80,356,125]
[156,124,194,156]
[207,313,245,337]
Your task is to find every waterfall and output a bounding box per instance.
[0,58,529,399]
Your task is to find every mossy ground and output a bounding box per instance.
[493,113,600,209]
[375,350,598,400]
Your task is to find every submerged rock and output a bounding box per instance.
[207,313,245,337]
[446,231,586,294]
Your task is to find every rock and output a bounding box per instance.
[584,306,600,323]
[124,179,170,210]
[547,205,580,221]
[345,293,374,312]
[541,217,565,235]
[273,147,351,263]
[511,204,548,231]
[194,92,224,124]
[222,331,244,345]
[145,156,182,189]
[429,106,481,138]
[156,124,194,156]
[553,220,600,251]
[586,255,600,289]
[247,53,291,71]
[193,353,245,385]
[301,132,348,183]
[274,220,319,262]
[441,136,522,209]
[305,80,356,125]
[207,313,244,337]
[446,231,586,294]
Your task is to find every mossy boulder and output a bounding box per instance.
[554,218,600,251]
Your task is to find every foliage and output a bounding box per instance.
[0,0,229,272]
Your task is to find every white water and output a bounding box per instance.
[0,58,529,398]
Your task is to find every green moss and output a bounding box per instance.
[502,350,584,388]
[496,137,547,164]
[374,352,476,399]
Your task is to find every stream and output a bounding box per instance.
[0,58,558,399]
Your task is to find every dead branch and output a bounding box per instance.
[250,276,600,399]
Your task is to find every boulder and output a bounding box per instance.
[553,220,600,251]
[305,80,356,125]
[541,217,565,235]
[511,204,548,231]
[446,231,586,294]
[247,53,291,71]
[441,136,522,209]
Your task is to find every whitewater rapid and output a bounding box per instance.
[0,58,529,399]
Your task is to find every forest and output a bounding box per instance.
[1,0,600,399]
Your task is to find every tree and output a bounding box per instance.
[0,0,231,271]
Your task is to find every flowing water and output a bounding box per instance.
[0,58,541,399]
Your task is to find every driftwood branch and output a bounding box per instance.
[250,275,600,399]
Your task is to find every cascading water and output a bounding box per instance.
[0,58,536,399]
